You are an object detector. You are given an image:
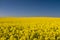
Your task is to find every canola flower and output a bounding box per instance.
[0,17,60,40]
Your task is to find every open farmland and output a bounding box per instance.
[0,17,60,40]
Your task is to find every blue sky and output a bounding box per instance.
[0,0,60,17]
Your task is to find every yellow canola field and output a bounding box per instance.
[0,17,60,40]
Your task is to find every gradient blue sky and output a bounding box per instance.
[0,0,60,17]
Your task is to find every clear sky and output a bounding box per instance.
[0,0,60,17]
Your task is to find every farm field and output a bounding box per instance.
[0,17,60,40]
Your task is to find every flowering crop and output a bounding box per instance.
[0,17,60,40]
